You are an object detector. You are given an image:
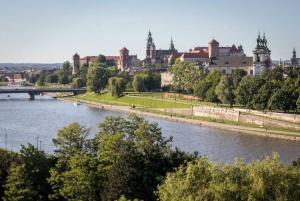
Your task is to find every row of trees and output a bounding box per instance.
[171,61,300,112]
[0,114,195,201]
[1,115,299,201]
[86,62,161,97]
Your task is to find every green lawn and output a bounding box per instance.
[77,92,194,108]
[0,82,8,86]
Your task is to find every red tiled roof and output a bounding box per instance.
[182,51,208,59]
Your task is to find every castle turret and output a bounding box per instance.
[146,30,154,58]
[208,39,219,59]
[119,47,130,71]
[73,53,80,74]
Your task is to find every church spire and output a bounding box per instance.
[169,37,175,51]
[147,30,153,49]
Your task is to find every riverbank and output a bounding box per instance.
[58,96,300,141]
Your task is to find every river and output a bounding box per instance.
[0,92,299,163]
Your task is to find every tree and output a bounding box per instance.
[87,65,109,93]
[62,61,71,73]
[49,152,101,201]
[72,78,85,88]
[96,114,195,201]
[170,61,203,93]
[48,123,95,200]
[46,74,58,84]
[109,77,126,97]
[0,149,20,199]
[36,72,46,87]
[215,75,235,107]
[252,81,280,110]
[297,95,300,112]
[96,54,107,65]
[268,86,297,112]
[58,74,69,85]
[235,76,265,108]
[158,154,300,201]
[132,71,160,92]
[231,69,247,89]
[52,123,90,157]
[193,80,211,100]
[3,144,52,201]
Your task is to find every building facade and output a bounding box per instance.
[252,33,272,75]
[204,39,253,75]
[72,48,141,74]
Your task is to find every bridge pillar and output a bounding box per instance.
[28,93,35,100]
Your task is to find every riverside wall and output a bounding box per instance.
[192,106,300,131]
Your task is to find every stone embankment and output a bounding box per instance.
[60,97,300,141]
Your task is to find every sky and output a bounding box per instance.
[0,0,299,63]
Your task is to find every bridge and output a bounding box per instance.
[0,88,87,100]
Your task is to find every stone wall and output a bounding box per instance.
[234,109,300,124]
[192,106,240,122]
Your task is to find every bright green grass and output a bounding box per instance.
[77,92,193,108]
[0,82,8,86]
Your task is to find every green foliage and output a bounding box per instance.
[46,74,58,84]
[158,154,300,201]
[215,75,235,107]
[72,77,85,88]
[170,61,203,93]
[58,74,69,85]
[96,114,195,201]
[268,86,297,112]
[36,72,46,87]
[52,123,90,157]
[235,76,265,108]
[3,144,52,201]
[48,152,100,201]
[61,61,71,73]
[297,95,300,112]
[87,65,109,93]
[193,80,211,100]
[96,54,107,65]
[132,71,160,92]
[109,77,126,97]
[0,149,20,199]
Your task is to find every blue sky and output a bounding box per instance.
[0,0,299,63]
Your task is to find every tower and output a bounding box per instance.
[146,30,154,58]
[119,47,130,71]
[73,53,80,74]
[291,48,297,66]
[208,39,219,59]
[169,37,175,51]
[252,33,271,75]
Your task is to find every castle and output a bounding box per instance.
[143,31,178,66]
[72,48,140,74]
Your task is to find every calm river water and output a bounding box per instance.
[0,92,299,163]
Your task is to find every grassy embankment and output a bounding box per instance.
[0,82,8,86]
[74,92,300,137]
[77,92,194,108]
